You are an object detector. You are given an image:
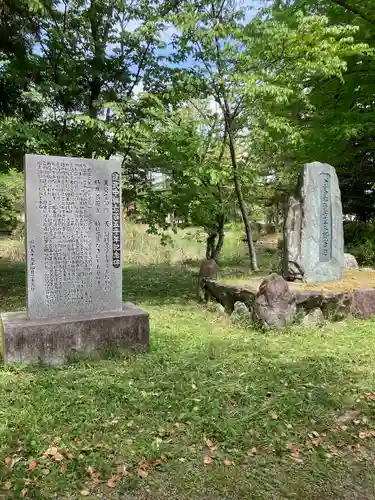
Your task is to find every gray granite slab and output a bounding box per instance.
[1,302,149,365]
[283,162,344,283]
[25,154,122,320]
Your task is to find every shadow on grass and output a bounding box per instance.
[0,261,199,311]
[0,261,27,311]
[123,263,197,305]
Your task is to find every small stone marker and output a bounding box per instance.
[283,162,344,283]
[1,154,149,364]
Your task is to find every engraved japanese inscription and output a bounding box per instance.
[319,173,332,262]
[25,155,122,320]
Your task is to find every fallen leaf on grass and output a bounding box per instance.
[349,444,361,450]
[290,456,304,463]
[271,413,279,420]
[21,489,27,497]
[223,459,233,466]
[60,464,67,474]
[247,447,257,456]
[107,475,120,488]
[80,489,90,496]
[86,467,101,483]
[137,468,148,478]
[137,457,165,478]
[5,456,21,469]
[4,481,12,490]
[206,438,214,450]
[335,410,361,425]
[28,460,38,472]
[308,437,324,447]
[359,430,375,439]
[53,452,65,462]
[116,464,129,475]
[204,455,213,465]
[286,443,300,458]
[325,445,340,456]
[139,459,164,469]
[44,447,58,457]
[150,459,164,467]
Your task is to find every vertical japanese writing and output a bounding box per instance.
[111,172,121,268]
[29,239,36,292]
[319,173,332,262]
[103,179,111,290]
[37,160,93,307]
[26,154,123,320]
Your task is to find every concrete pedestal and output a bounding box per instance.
[1,302,149,365]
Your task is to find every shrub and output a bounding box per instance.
[344,221,375,266]
[0,170,24,235]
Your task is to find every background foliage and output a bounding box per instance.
[0,0,374,261]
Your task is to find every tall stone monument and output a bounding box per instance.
[1,155,149,364]
[283,162,344,283]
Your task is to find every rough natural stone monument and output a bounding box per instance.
[283,162,345,283]
[253,274,296,329]
[1,154,149,364]
[352,289,375,318]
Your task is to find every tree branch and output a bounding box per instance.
[127,42,151,98]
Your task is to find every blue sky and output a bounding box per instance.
[35,1,269,76]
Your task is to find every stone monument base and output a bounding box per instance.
[1,302,149,365]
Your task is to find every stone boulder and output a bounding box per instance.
[321,292,352,321]
[295,291,324,310]
[204,280,255,311]
[231,301,252,322]
[302,308,324,327]
[352,289,375,318]
[253,274,296,329]
[344,253,359,269]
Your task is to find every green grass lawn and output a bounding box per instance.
[1,260,375,498]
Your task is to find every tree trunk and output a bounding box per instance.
[220,97,258,271]
[212,227,224,261]
[226,127,258,271]
[206,232,216,260]
[274,203,280,233]
[233,167,258,271]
